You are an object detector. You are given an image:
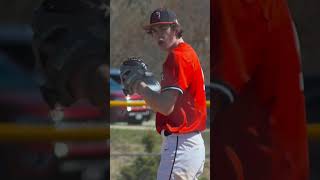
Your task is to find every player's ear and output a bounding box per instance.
[172,24,183,38]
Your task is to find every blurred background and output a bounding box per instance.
[289,0,320,180]
[288,1,320,179]
[0,0,108,180]
[0,0,319,180]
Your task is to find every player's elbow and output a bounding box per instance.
[154,90,179,116]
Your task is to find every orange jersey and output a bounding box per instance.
[156,42,207,134]
[212,0,309,180]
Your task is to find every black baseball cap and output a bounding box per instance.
[143,8,179,30]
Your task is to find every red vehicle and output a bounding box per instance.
[110,77,152,125]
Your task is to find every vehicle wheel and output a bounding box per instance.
[127,118,143,125]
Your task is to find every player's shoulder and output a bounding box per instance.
[173,42,194,53]
[167,50,188,66]
[171,43,196,59]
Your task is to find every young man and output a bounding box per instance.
[211,0,309,179]
[136,8,207,180]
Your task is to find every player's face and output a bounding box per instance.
[150,24,178,51]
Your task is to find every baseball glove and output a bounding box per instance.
[120,57,160,95]
[31,0,109,109]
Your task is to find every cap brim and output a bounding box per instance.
[143,22,177,30]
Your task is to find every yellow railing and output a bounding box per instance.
[0,123,109,142]
[110,100,319,141]
[0,100,317,142]
[110,100,211,107]
[308,123,320,142]
[0,123,318,142]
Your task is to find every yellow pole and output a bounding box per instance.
[308,123,320,142]
[110,100,146,107]
[0,123,109,142]
[110,100,211,107]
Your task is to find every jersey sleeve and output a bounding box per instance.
[161,52,191,94]
[212,0,266,98]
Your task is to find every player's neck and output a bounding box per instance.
[167,38,184,52]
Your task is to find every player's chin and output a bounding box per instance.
[157,41,166,49]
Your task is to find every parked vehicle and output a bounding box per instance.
[110,68,121,84]
[0,24,34,72]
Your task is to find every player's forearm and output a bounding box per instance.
[136,82,176,115]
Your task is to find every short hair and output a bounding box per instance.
[170,23,183,38]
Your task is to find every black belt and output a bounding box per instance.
[164,130,172,136]
[163,131,200,137]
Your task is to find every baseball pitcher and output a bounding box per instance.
[120,8,207,180]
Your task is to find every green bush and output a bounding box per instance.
[118,156,160,180]
[117,131,160,180]
[141,131,157,153]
